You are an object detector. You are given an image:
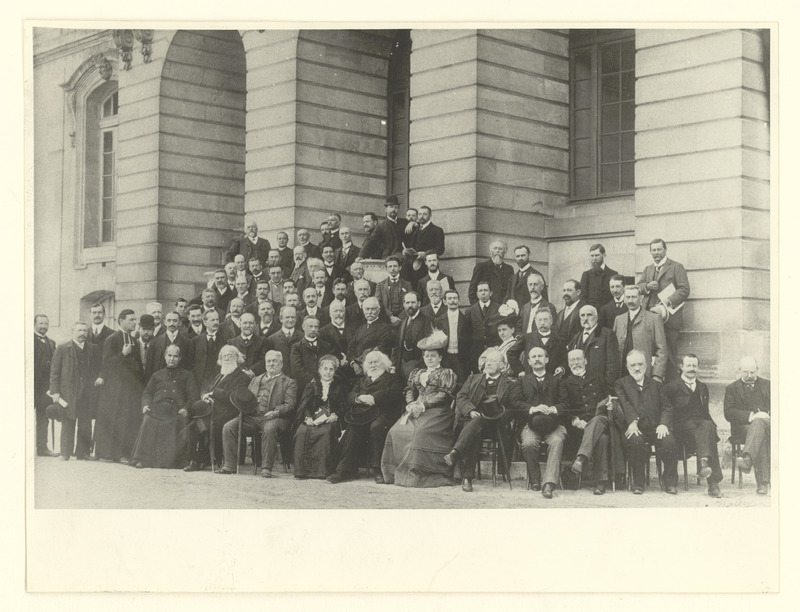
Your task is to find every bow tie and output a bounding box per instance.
[207,335,216,342]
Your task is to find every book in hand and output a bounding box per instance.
[657,283,684,314]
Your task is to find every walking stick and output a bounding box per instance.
[209,412,216,471]
[236,416,242,475]
[50,419,56,454]
[608,396,618,493]
[495,421,513,490]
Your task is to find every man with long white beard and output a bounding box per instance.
[467,240,514,305]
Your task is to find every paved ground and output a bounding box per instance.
[33,456,771,509]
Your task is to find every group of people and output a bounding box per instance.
[33,198,772,500]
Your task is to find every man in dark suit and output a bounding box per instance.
[636,238,691,381]
[225,220,271,267]
[275,231,294,279]
[145,311,191,383]
[309,269,335,312]
[290,316,332,396]
[226,313,268,378]
[265,305,303,377]
[391,292,433,380]
[188,309,228,392]
[519,346,567,498]
[375,255,412,325]
[221,298,244,340]
[724,356,771,494]
[360,212,384,260]
[347,297,396,375]
[614,349,678,495]
[289,246,310,294]
[185,304,205,339]
[415,252,455,306]
[200,289,226,326]
[146,303,166,337]
[405,206,445,280]
[519,272,558,337]
[580,243,619,310]
[297,286,330,329]
[87,303,114,347]
[468,240,514,305]
[296,228,322,260]
[613,285,667,381]
[465,281,500,373]
[662,354,723,498]
[346,279,371,328]
[597,274,627,330]
[505,245,548,305]
[439,289,472,383]
[320,245,344,290]
[555,280,586,349]
[319,301,352,362]
[322,213,344,252]
[447,348,526,492]
[376,196,409,259]
[345,262,376,302]
[210,269,235,313]
[256,301,281,339]
[420,279,446,320]
[49,322,102,460]
[520,309,566,377]
[33,314,58,456]
[244,279,278,320]
[334,226,360,275]
[567,305,619,394]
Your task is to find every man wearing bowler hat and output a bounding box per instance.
[446,348,526,492]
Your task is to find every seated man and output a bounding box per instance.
[614,349,678,495]
[562,349,613,495]
[218,350,298,477]
[519,347,566,499]
[661,354,723,498]
[724,356,771,494]
[446,348,525,492]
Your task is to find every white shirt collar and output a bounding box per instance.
[519,264,531,272]
[420,221,431,230]
[628,307,641,320]
[583,325,597,337]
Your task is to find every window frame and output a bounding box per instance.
[386,29,411,209]
[97,90,118,245]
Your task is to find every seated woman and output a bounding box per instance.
[293,354,349,479]
[131,345,199,469]
[327,350,403,483]
[491,312,524,377]
[381,330,458,487]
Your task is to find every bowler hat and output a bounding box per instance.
[139,314,155,330]
[345,403,380,426]
[478,394,505,421]
[46,403,64,422]
[188,399,213,419]
[529,413,559,435]
[230,388,258,416]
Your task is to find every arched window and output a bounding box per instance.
[387,30,411,208]
[84,86,119,246]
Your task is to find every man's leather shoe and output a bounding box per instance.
[76,455,89,461]
[542,483,554,499]
[260,468,272,478]
[134,462,144,469]
[215,467,234,474]
[708,483,722,498]
[443,450,458,467]
[665,485,678,495]
[374,474,385,484]
[184,461,201,472]
[736,454,753,474]
[59,455,69,461]
[327,472,344,484]
[593,481,606,495]
[698,457,712,479]
[632,486,644,495]
[530,481,542,492]
[37,449,58,457]
[756,483,769,495]
[461,478,473,492]
[571,455,585,474]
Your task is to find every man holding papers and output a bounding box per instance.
[637,239,690,381]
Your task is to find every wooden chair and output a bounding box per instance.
[729,435,744,489]
[626,443,663,491]
[680,440,702,491]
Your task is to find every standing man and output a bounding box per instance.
[597,274,627,330]
[465,281,500,373]
[95,310,144,462]
[505,245,548,305]
[375,195,409,258]
[266,305,303,376]
[724,356,771,494]
[186,304,205,339]
[415,252,454,305]
[519,272,558,337]
[266,265,285,306]
[613,285,668,382]
[346,261,376,301]
[614,349,679,495]
[276,231,294,279]
[319,301,352,362]
[521,310,566,378]
[226,219,271,268]
[296,228,322,260]
[256,301,281,339]
[87,303,114,347]
[146,303,165,337]
[145,311,191,383]
[334,226,360,274]
[48,322,102,460]
[440,289,472,383]
[188,309,228,392]
[359,212,384,260]
[420,279,446,320]
[324,213,343,252]
[375,255,412,325]
[290,316,332,396]
[289,246,309,294]
[580,243,619,310]
[391,292,432,380]
[468,240,514,305]
[33,314,57,456]
[321,245,344,289]
[554,280,586,349]
[568,305,619,395]
[637,238,690,381]
[211,269,234,313]
[661,354,723,498]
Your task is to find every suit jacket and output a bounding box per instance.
[49,341,102,420]
[321,264,345,291]
[34,334,57,398]
[598,298,627,330]
[297,306,330,329]
[723,377,771,440]
[290,337,333,393]
[220,317,243,341]
[613,308,667,380]
[186,323,205,339]
[468,259,514,305]
[375,277,413,318]
[227,334,268,376]
[277,247,294,278]
[213,285,235,312]
[360,228,384,259]
[567,326,619,394]
[519,299,558,337]
[265,328,303,376]
[375,217,407,258]
[465,300,500,368]
[613,375,671,432]
[225,234,271,267]
[248,371,298,418]
[345,278,377,302]
[257,318,282,340]
[520,331,566,377]
[455,372,526,425]
[420,300,446,321]
[322,230,343,253]
[205,366,252,417]
[144,332,191,383]
[416,272,456,306]
[519,372,565,433]
[636,258,690,330]
[557,372,608,425]
[434,308,472,371]
[87,324,114,347]
[411,222,445,257]
[188,331,229,390]
[580,265,619,310]
[244,299,280,319]
[301,242,322,260]
[290,261,309,290]
[661,377,716,438]
[318,322,353,361]
[505,265,548,305]
[335,244,361,276]
[392,312,433,369]
[555,299,587,347]
[347,319,396,363]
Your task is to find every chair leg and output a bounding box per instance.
[682,446,689,491]
[731,442,737,485]
[495,429,512,491]
[236,419,242,475]
[645,454,650,489]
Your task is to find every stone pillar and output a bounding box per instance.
[636,29,770,387]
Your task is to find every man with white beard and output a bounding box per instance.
[467,240,514,305]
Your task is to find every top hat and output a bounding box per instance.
[46,403,64,422]
[230,388,258,416]
[478,394,505,421]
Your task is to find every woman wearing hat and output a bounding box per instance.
[293,354,349,479]
[489,309,525,378]
[381,330,458,487]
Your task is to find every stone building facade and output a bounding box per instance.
[33,27,770,402]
